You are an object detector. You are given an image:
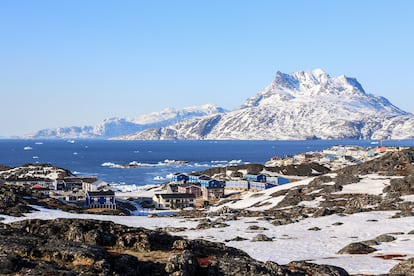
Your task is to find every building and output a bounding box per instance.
[170,173,189,183]
[249,181,277,191]
[152,193,195,210]
[177,183,202,198]
[202,186,225,200]
[225,179,250,190]
[83,179,107,192]
[31,184,50,197]
[85,190,116,209]
[198,176,222,187]
[267,176,290,185]
[244,173,267,183]
[57,176,99,191]
[188,173,210,183]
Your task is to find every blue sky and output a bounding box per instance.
[1,0,413,136]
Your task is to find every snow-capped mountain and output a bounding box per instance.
[118,69,414,140]
[28,104,226,139]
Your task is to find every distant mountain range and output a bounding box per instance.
[28,69,414,140]
[28,104,227,139]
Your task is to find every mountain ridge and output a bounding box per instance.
[117,69,414,140]
[26,69,414,140]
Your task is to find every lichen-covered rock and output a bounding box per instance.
[287,261,349,276]
[252,234,272,242]
[374,234,396,243]
[384,174,414,195]
[389,258,414,276]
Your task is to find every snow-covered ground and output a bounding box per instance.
[1,207,413,275]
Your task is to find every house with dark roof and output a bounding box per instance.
[188,173,210,183]
[152,193,195,210]
[244,173,267,183]
[170,173,189,183]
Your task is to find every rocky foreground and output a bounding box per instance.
[0,218,350,275]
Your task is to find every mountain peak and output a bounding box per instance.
[242,69,370,108]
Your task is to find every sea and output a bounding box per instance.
[0,139,413,191]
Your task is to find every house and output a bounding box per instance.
[249,181,277,191]
[85,190,116,209]
[61,177,83,191]
[58,176,99,192]
[170,173,189,183]
[31,184,50,197]
[177,183,202,198]
[225,179,250,190]
[152,193,195,210]
[188,173,210,183]
[244,173,267,183]
[202,186,224,200]
[83,179,107,192]
[198,176,222,187]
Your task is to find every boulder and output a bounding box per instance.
[287,261,349,276]
[337,242,377,254]
[374,234,396,243]
[252,234,272,242]
[389,258,414,276]
[384,175,414,195]
[247,225,268,231]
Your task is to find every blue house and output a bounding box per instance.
[85,190,116,209]
[198,176,223,187]
[189,173,210,183]
[244,173,267,183]
[170,173,189,183]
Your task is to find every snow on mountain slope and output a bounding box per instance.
[27,104,226,139]
[133,104,226,124]
[118,69,414,140]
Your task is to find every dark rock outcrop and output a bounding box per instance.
[0,218,351,275]
[384,174,414,195]
[337,242,377,254]
[338,148,414,176]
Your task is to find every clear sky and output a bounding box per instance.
[1,0,413,137]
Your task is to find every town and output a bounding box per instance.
[0,145,403,212]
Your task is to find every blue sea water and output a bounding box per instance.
[0,139,413,187]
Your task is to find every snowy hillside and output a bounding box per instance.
[27,104,226,139]
[119,69,414,140]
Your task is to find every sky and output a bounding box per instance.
[1,0,413,137]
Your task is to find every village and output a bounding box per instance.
[0,145,403,213]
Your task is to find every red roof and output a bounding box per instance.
[31,184,44,189]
